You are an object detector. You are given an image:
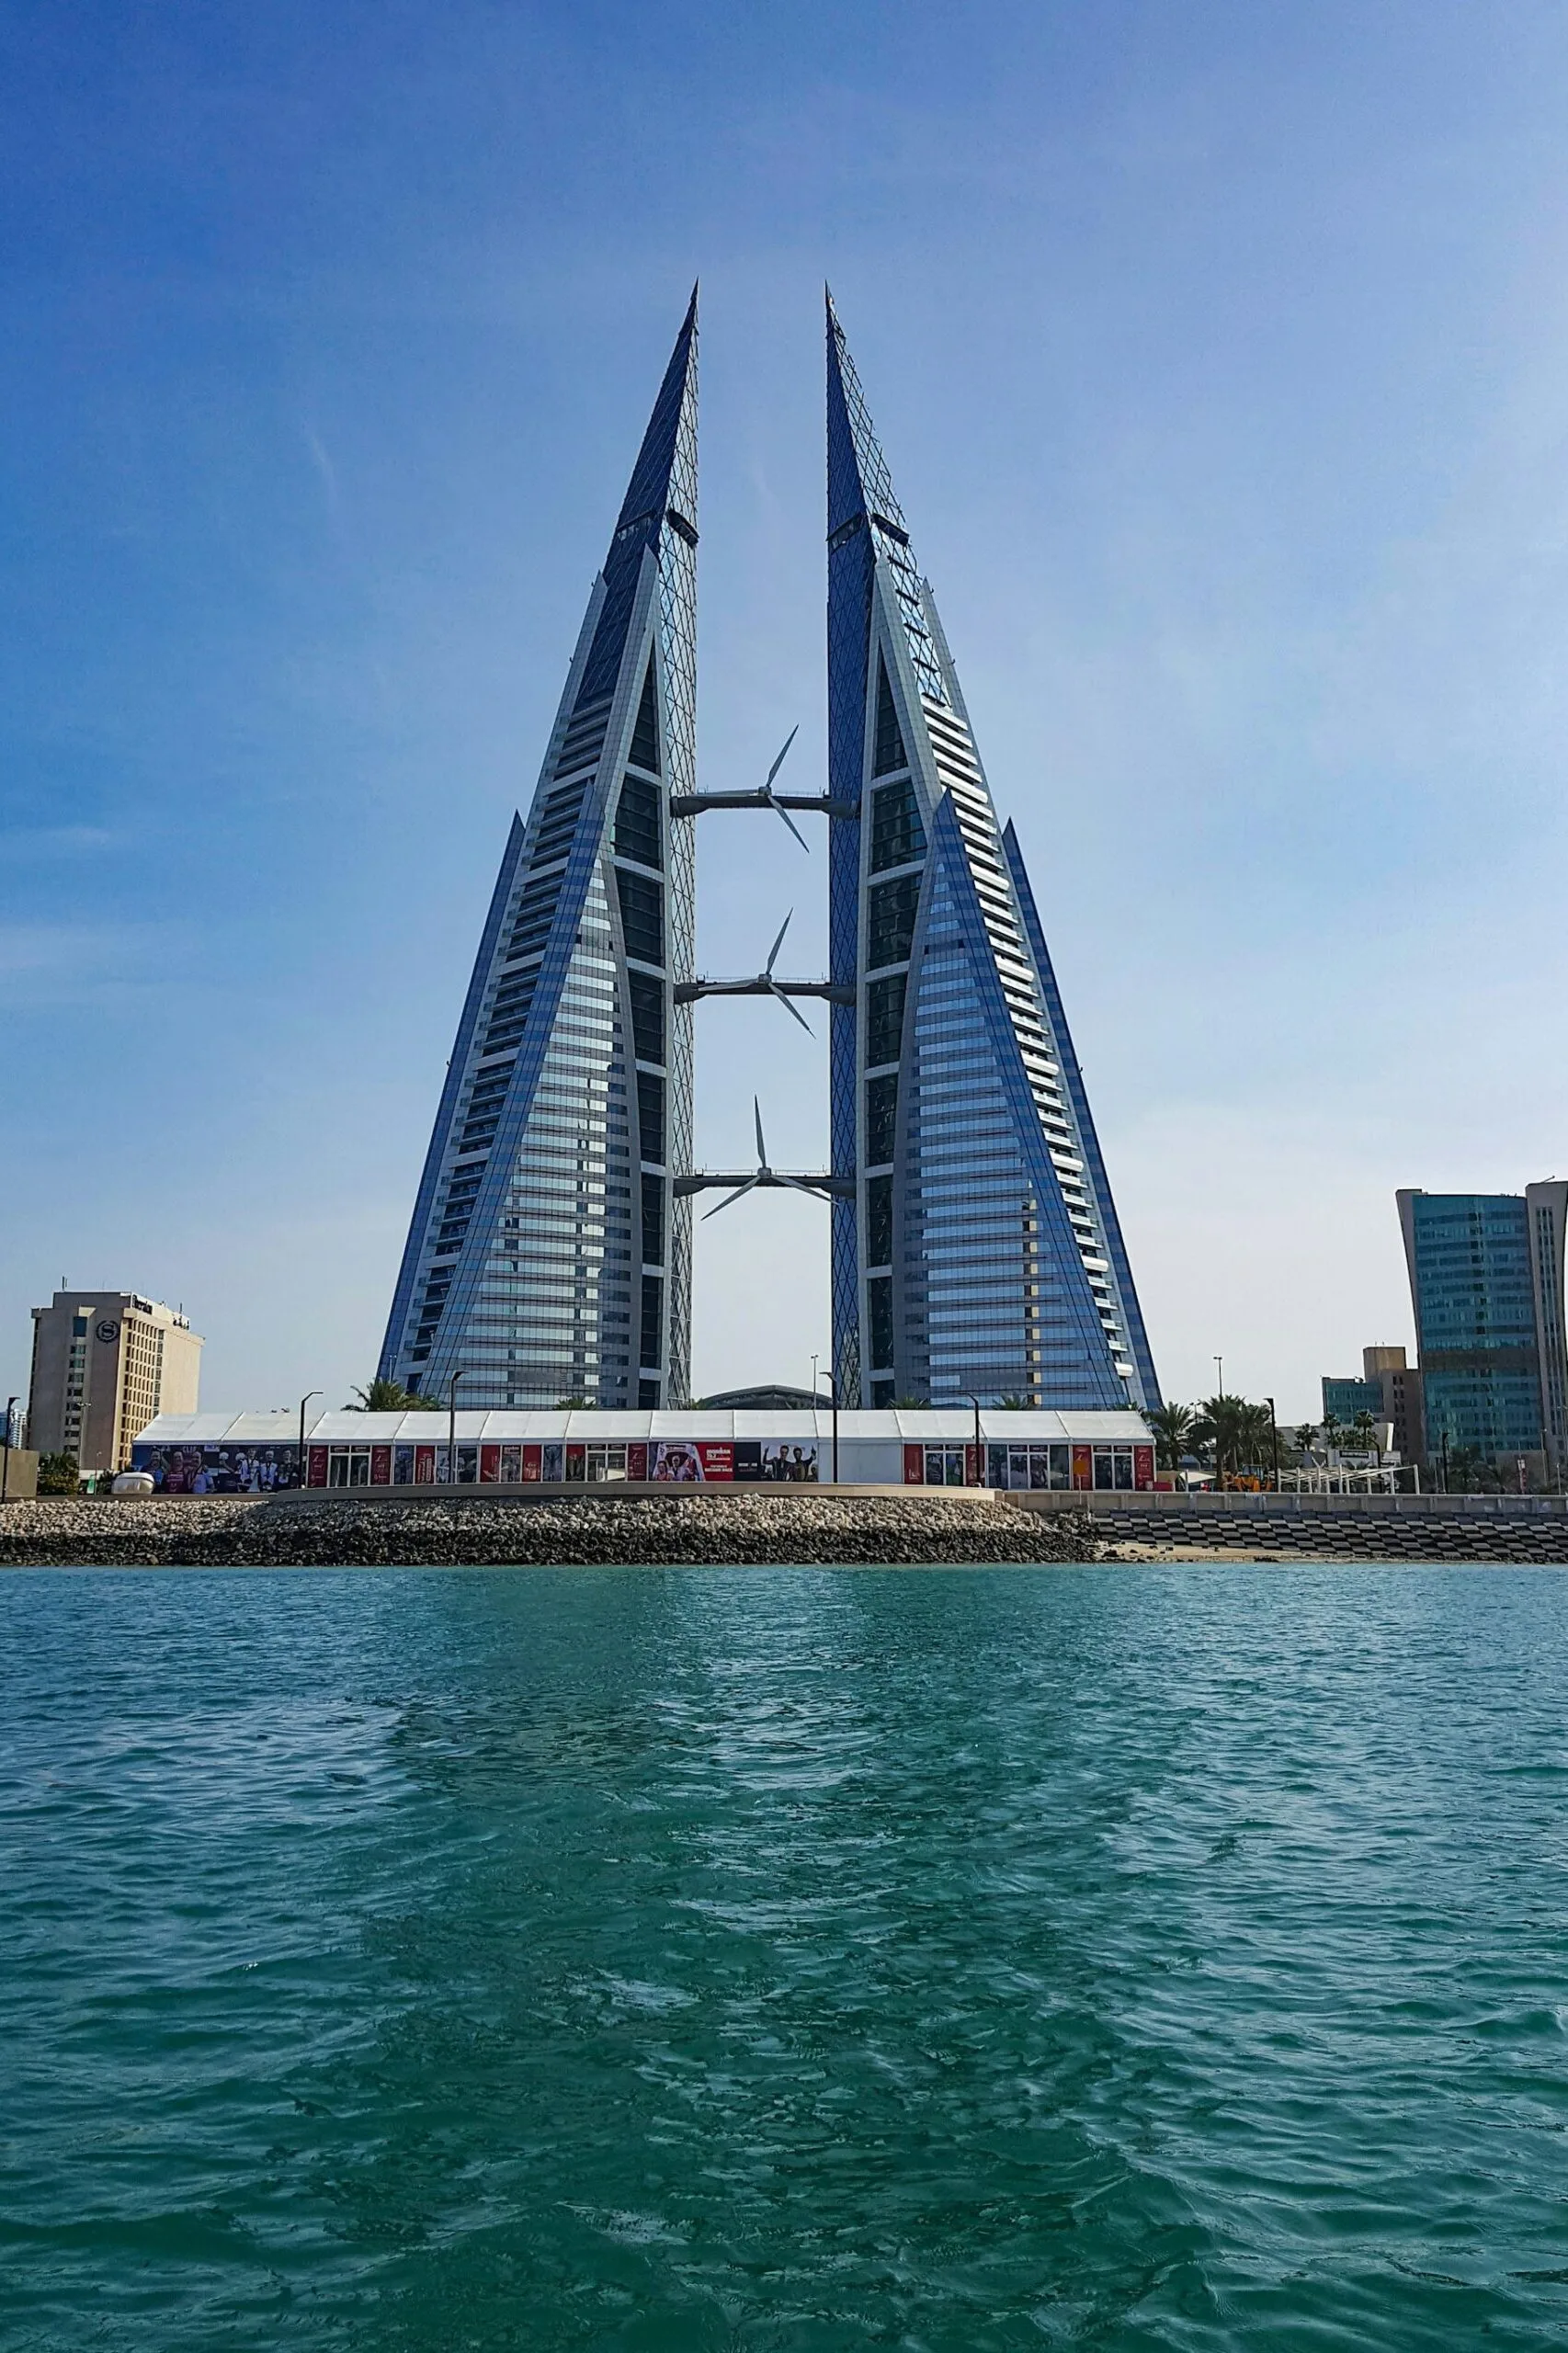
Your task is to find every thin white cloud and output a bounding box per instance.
[0,825,119,858]
[0,921,168,1006]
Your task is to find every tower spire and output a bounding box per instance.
[576,290,699,709]
[825,287,906,540]
[381,293,701,1409]
[824,296,1158,1412]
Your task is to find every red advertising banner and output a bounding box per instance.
[1071,1444,1093,1492]
[697,1443,733,1481]
[415,1445,436,1483]
[307,1446,328,1489]
[370,1445,392,1488]
[521,1444,541,1482]
[903,1444,924,1483]
[480,1445,501,1483]
[1133,1445,1154,1492]
[965,1444,981,1486]
[627,1442,648,1481]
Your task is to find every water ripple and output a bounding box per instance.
[1,1564,1565,2348]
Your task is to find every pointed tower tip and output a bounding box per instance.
[824,288,904,538]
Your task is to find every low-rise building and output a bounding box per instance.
[1321,1374,1383,1425]
[1321,1347,1425,1465]
[28,1290,203,1472]
[132,1406,1154,1494]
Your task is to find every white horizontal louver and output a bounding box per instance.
[907,679,1133,1377]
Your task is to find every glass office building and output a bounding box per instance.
[1321,1377,1385,1424]
[824,295,1158,1411]
[1398,1190,1543,1461]
[1398,1182,1568,1473]
[381,294,699,1408]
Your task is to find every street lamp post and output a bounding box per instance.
[1266,1395,1280,1490]
[448,1369,464,1489]
[964,1393,983,1486]
[815,1368,839,1485]
[298,1391,321,1491]
[1,1395,17,1506]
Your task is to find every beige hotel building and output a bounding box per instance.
[28,1290,203,1472]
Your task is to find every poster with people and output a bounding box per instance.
[132,1444,301,1494]
[733,1441,818,1483]
[652,1441,705,1482]
[648,1440,818,1483]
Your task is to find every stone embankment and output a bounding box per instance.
[0,1493,1100,1570]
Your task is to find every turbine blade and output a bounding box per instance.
[765,909,792,976]
[768,794,811,854]
[778,1175,831,1199]
[767,980,813,1035]
[701,1178,759,1221]
[754,1095,768,1169]
[764,725,800,792]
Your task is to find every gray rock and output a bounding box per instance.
[0,1494,1103,1570]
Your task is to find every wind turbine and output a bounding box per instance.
[701,1098,834,1220]
[761,726,808,851]
[758,910,812,1034]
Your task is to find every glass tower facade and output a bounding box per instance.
[825,295,1159,1411]
[381,294,699,1408]
[1399,1188,1552,1461]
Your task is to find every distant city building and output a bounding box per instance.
[1321,1375,1382,1424]
[1398,1186,1568,1476]
[1525,1182,1568,1475]
[824,298,1157,1412]
[1364,1347,1425,1468]
[697,1383,823,1411]
[1320,1347,1424,1464]
[28,1290,201,1472]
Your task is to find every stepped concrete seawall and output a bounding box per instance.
[0,1492,1099,1569]
[1011,1491,1568,1563]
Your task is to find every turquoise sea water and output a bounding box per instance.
[2,1566,1566,2350]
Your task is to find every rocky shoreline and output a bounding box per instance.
[0,1493,1102,1569]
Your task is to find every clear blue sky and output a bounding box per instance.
[5,0,1568,1423]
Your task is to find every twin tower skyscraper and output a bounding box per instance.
[381,291,1160,1415]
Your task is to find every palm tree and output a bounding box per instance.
[348,1377,440,1411]
[1295,1423,1318,1460]
[1191,1392,1251,1486]
[1350,1408,1380,1461]
[1145,1401,1196,1472]
[1236,1402,1275,1476]
[1446,1443,1497,1495]
[1190,1392,1282,1486]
